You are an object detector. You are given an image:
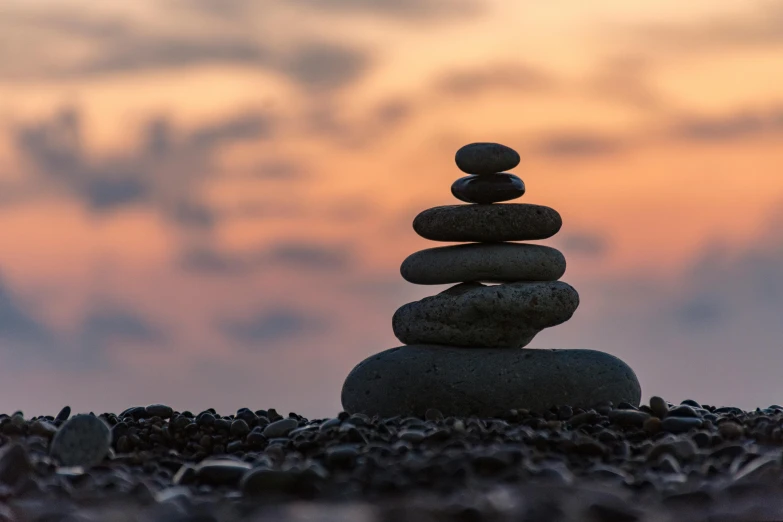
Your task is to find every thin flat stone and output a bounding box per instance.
[392,281,579,348]
[455,142,520,175]
[400,243,565,285]
[341,346,642,417]
[451,173,525,204]
[413,204,562,242]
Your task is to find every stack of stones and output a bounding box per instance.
[342,143,641,418]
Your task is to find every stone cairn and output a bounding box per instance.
[342,143,641,417]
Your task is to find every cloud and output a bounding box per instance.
[178,240,354,275]
[301,95,418,149]
[80,306,165,346]
[278,43,371,92]
[672,227,783,325]
[435,63,555,97]
[252,160,308,180]
[634,2,783,52]
[533,133,628,159]
[179,245,247,274]
[74,38,268,77]
[266,242,353,270]
[529,105,783,161]
[11,107,275,228]
[169,201,219,229]
[0,275,52,345]
[172,0,253,18]
[218,308,327,344]
[669,108,783,143]
[558,232,610,258]
[675,296,726,329]
[0,273,165,371]
[67,304,166,369]
[294,0,484,21]
[0,4,375,93]
[588,55,667,112]
[0,7,266,80]
[188,112,275,148]
[372,98,416,127]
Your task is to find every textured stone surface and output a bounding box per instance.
[413,204,562,242]
[50,414,111,467]
[342,346,641,417]
[451,173,525,204]
[400,243,566,285]
[392,281,579,347]
[455,142,520,175]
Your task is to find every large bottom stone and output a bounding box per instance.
[341,346,641,418]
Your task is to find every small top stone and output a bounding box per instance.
[455,142,520,175]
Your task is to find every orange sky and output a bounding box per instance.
[1,0,783,417]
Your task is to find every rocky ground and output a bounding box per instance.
[2,399,783,521]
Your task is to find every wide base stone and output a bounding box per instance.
[341,346,641,418]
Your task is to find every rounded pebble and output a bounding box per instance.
[455,142,520,175]
[55,406,71,422]
[145,404,173,419]
[667,405,699,418]
[262,418,298,439]
[649,396,669,419]
[451,173,525,204]
[661,417,703,434]
[50,414,111,467]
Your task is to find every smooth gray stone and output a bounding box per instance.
[413,204,562,242]
[451,173,525,204]
[400,243,566,285]
[392,281,579,347]
[50,414,111,468]
[341,346,641,418]
[262,418,298,438]
[455,142,520,175]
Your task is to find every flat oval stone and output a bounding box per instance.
[455,142,520,175]
[392,281,579,348]
[400,243,565,285]
[50,414,111,468]
[451,173,525,204]
[342,346,641,418]
[413,204,561,242]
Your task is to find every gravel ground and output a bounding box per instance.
[2,398,783,521]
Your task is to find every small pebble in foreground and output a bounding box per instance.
[455,142,520,175]
[451,173,525,204]
[49,413,111,467]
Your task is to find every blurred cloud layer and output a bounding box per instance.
[1,0,783,416]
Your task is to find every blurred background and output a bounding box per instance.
[1,0,782,417]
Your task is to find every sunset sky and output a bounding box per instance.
[1,0,783,417]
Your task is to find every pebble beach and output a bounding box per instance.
[2,398,783,521]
